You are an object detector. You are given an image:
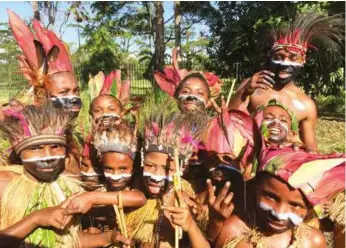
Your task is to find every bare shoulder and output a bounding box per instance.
[300,226,327,248]
[215,215,249,248]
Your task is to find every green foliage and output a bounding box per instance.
[206,1,345,97]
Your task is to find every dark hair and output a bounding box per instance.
[89,94,123,116]
[173,72,211,99]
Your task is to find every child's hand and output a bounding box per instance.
[111,230,132,248]
[34,197,80,230]
[207,179,234,222]
[65,192,95,214]
[164,190,196,232]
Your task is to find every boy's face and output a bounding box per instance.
[262,106,293,144]
[80,156,100,187]
[47,72,81,117]
[256,173,308,234]
[91,95,122,127]
[142,152,176,198]
[21,143,66,182]
[176,77,209,112]
[102,152,133,191]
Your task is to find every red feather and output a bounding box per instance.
[8,9,38,70]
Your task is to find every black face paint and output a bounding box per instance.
[142,172,173,198]
[22,156,65,182]
[95,114,120,127]
[178,94,206,111]
[50,96,82,112]
[268,60,302,85]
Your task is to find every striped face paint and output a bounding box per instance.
[259,201,303,226]
[21,155,66,181]
[178,94,206,107]
[22,155,66,163]
[262,118,289,133]
[142,171,173,182]
[271,60,304,67]
[80,171,100,177]
[104,172,132,181]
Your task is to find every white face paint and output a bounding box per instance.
[292,99,305,111]
[80,171,99,177]
[271,60,304,67]
[104,172,132,181]
[259,201,303,226]
[263,118,289,132]
[143,171,173,182]
[178,94,206,107]
[22,155,66,163]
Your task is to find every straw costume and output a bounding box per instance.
[125,106,200,247]
[0,104,83,247]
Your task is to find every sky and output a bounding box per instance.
[0,1,185,53]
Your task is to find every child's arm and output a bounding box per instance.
[0,200,78,247]
[164,190,211,248]
[65,190,147,214]
[78,230,131,248]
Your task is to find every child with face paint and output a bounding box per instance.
[0,104,131,247]
[64,121,146,233]
[228,12,344,152]
[122,108,206,248]
[213,161,344,248]
[90,94,124,128]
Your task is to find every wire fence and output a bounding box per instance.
[0,59,255,103]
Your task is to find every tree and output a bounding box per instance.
[154,1,165,71]
[174,1,181,61]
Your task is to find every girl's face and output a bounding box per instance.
[91,95,122,127]
[102,152,133,191]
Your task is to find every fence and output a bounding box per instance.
[0,59,255,103]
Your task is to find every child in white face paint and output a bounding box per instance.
[65,121,146,232]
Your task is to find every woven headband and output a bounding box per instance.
[15,134,66,155]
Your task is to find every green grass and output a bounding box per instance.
[316,116,345,154]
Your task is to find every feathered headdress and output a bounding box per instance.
[271,12,344,60]
[204,108,260,173]
[259,146,345,221]
[93,122,137,158]
[142,105,203,164]
[87,70,131,104]
[8,10,74,104]
[153,49,223,98]
[0,103,72,155]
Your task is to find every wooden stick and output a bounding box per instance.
[226,78,236,107]
[173,148,182,248]
[118,192,128,238]
[113,192,128,238]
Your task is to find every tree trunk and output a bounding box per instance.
[32,1,41,21]
[154,1,165,71]
[174,1,181,62]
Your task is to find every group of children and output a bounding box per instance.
[0,9,344,248]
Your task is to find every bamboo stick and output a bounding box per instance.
[226,78,237,107]
[173,148,182,248]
